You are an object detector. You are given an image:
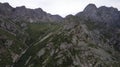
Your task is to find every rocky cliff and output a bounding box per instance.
[76,4,120,27]
[0,2,63,23]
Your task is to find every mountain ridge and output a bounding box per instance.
[76,4,120,31]
[0,2,63,23]
[0,2,120,67]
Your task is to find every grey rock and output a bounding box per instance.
[0,2,63,23]
[76,4,120,27]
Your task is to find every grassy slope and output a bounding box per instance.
[26,22,62,45]
[0,19,62,66]
[13,22,63,67]
[0,28,27,66]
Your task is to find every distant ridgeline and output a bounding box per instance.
[0,2,120,67]
[0,2,63,23]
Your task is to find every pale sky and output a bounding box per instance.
[0,0,120,17]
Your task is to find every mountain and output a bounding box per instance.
[76,4,120,51]
[76,4,120,27]
[0,2,63,23]
[0,2,120,67]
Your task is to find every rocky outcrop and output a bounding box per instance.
[76,4,120,27]
[0,3,13,17]
[76,4,120,52]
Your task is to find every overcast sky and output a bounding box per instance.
[0,0,120,17]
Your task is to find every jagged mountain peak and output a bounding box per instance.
[99,6,118,11]
[76,3,120,27]
[0,2,11,7]
[34,8,44,12]
[15,6,26,9]
[0,2,63,23]
[84,3,97,12]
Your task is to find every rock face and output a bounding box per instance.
[76,4,120,27]
[0,3,13,16]
[0,2,63,23]
[14,15,120,67]
[76,4,120,51]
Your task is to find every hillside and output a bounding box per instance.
[0,2,120,67]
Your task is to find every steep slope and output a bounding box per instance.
[0,3,63,67]
[0,17,28,67]
[0,2,120,67]
[76,4,120,51]
[14,15,120,67]
[26,22,62,45]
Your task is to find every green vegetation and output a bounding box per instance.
[0,28,16,40]
[0,28,27,66]
[26,22,62,45]
[0,28,27,54]
[88,42,98,48]
[84,19,104,31]
[0,50,13,67]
